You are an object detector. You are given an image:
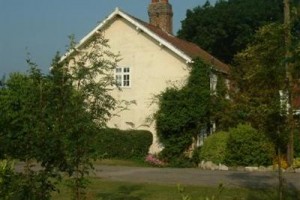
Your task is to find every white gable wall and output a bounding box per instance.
[103,17,189,153]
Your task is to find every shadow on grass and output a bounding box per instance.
[226,171,300,200]
[245,185,300,200]
[97,184,144,200]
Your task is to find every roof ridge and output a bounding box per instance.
[61,7,230,74]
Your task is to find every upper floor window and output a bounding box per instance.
[115,67,130,87]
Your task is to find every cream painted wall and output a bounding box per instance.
[102,17,190,153]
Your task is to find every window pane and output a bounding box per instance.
[116,75,122,86]
[116,68,122,73]
[123,74,130,86]
[123,67,130,73]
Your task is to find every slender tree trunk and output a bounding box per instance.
[278,147,284,200]
[284,0,294,166]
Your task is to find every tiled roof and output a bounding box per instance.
[62,8,230,74]
[134,17,230,74]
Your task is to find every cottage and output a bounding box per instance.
[63,0,229,153]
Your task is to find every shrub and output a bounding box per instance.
[273,155,289,169]
[225,124,275,166]
[0,160,18,199]
[191,146,201,165]
[294,130,300,158]
[168,155,195,168]
[95,129,152,160]
[200,131,229,164]
[293,157,300,169]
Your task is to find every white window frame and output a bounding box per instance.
[115,67,131,87]
[210,73,218,95]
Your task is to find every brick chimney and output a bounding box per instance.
[148,0,173,34]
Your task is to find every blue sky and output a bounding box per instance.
[0,0,216,76]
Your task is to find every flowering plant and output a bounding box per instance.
[145,154,166,167]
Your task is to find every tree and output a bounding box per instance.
[50,33,119,199]
[0,32,119,199]
[233,23,287,137]
[0,68,59,199]
[178,0,283,63]
[0,74,5,88]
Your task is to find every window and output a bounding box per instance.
[115,67,130,87]
[210,73,218,95]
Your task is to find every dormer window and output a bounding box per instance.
[115,67,131,87]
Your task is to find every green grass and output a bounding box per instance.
[52,177,300,200]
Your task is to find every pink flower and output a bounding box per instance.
[145,154,166,167]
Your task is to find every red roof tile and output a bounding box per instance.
[135,18,230,74]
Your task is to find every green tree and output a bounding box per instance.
[232,20,300,156]
[233,23,287,142]
[53,33,119,199]
[0,68,59,199]
[0,32,119,199]
[178,0,283,63]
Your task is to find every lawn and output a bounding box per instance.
[52,177,300,200]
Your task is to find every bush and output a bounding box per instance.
[293,157,300,169]
[0,160,18,199]
[225,124,275,166]
[294,130,300,158]
[191,147,201,165]
[168,155,195,168]
[200,131,229,164]
[95,129,152,160]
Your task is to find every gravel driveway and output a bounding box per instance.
[92,165,300,190]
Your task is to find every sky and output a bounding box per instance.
[0,0,216,76]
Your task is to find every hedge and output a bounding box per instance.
[95,129,152,160]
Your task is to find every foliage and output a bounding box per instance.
[293,157,300,168]
[178,0,283,63]
[0,160,18,199]
[210,75,233,131]
[0,32,118,199]
[0,69,62,199]
[200,131,229,164]
[191,146,201,165]
[273,155,289,169]
[155,59,210,161]
[294,129,300,158]
[50,33,119,200]
[168,156,195,168]
[225,124,275,166]
[0,74,5,89]
[231,22,300,159]
[95,129,152,160]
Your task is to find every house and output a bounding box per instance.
[62,0,230,153]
